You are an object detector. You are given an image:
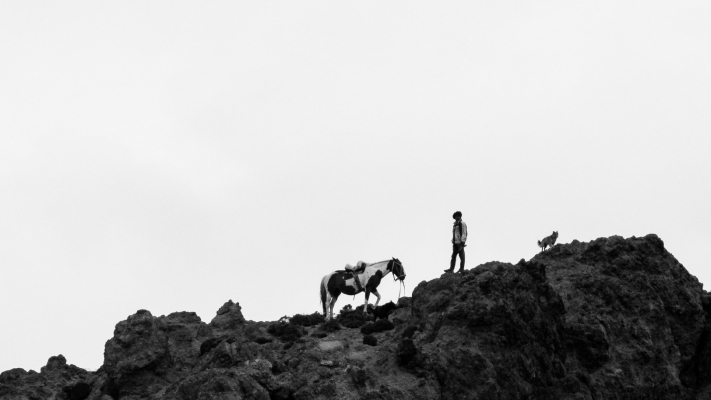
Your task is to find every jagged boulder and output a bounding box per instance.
[409,260,568,399]
[209,300,246,334]
[102,309,212,398]
[0,355,97,400]
[401,234,708,399]
[100,303,283,399]
[535,234,706,398]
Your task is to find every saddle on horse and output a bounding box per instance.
[345,261,368,291]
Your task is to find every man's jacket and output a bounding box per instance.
[453,220,468,244]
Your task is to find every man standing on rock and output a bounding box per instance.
[445,211,467,273]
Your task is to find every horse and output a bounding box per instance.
[320,258,406,321]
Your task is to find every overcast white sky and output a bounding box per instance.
[1,1,710,373]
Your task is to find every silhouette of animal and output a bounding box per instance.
[367,301,398,321]
[538,231,559,252]
[320,258,406,321]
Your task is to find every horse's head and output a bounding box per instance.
[390,258,406,281]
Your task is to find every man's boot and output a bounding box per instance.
[445,256,456,273]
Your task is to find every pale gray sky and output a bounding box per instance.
[1,1,709,372]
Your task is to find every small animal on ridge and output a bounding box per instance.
[538,231,558,252]
[367,301,398,321]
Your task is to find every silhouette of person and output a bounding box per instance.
[445,211,467,273]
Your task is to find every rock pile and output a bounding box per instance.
[3,234,711,399]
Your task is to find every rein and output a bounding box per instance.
[398,280,406,299]
[391,260,406,299]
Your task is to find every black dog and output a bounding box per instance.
[367,301,398,321]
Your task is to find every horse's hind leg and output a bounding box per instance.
[323,291,333,320]
[363,289,371,314]
[329,294,339,321]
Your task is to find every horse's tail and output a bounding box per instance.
[320,274,329,316]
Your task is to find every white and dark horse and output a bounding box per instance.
[320,258,406,321]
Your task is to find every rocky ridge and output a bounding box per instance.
[3,234,711,399]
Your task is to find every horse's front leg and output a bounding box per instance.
[372,289,381,308]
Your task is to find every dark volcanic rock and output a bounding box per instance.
[336,305,369,329]
[267,321,303,343]
[363,335,378,346]
[209,299,246,333]
[0,355,98,400]
[409,260,568,399]
[289,312,325,327]
[397,296,413,308]
[161,367,270,400]
[4,234,711,400]
[100,303,284,399]
[400,234,708,399]
[360,319,395,335]
[102,309,212,398]
[534,234,706,398]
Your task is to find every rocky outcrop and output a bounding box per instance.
[102,310,213,399]
[209,300,246,334]
[0,355,97,400]
[395,234,707,399]
[536,235,706,399]
[3,234,711,399]
[99,301,285,399]
[406,260,568,399]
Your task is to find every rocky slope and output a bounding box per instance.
[3,234,711,400]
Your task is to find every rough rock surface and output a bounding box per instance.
[536,235,706,399]
[0,355,98,400]
[4,234,711,399]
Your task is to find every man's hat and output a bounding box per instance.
[452,211,462,218]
